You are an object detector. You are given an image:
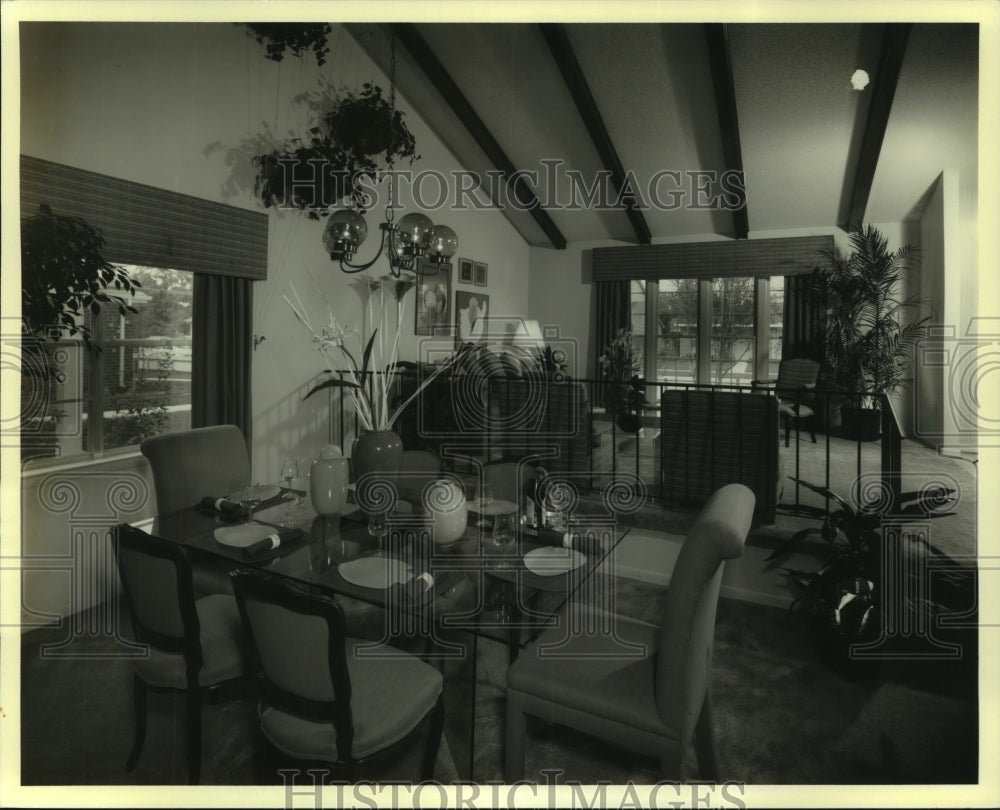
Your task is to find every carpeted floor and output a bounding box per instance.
[19,579,977,787]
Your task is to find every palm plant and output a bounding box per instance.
[816,225,928,410]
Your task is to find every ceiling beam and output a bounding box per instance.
[390,22,567,250]
[843,23,912,231]
[539,23,652,246]
[704,23,750,240]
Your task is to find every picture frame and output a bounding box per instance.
[455,290,490,345]
[458,257,474,284]
[414,260,452,336]
[473,261,488,287]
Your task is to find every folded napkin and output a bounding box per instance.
[242,526,304,558]
[199,496,249,519]
[561,530,606,555]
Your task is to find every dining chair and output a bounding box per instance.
[113,523,252,784]
[140,425,251,594]
[231,569,445,782]
[393,449,442,502]
[504,483,755,782]
[754,358,820,446]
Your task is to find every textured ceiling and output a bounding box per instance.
[347,22,979,248]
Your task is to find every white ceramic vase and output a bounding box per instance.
[310,444,349,516]
[423,478,469,546]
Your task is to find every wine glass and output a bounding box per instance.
[239,483,263,525]
[492,513,516,565]
[280,458,299,499]
[368,512,388,557]
[474,480,494,529]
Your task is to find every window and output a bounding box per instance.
[635,276,785,387]
[85,266,194,452]
[629,281,647,373]
[655,279,698,383]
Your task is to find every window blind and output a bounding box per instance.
[20,155,268,280]
[591,235,833,281]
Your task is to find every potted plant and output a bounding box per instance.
[254,83,418,219]
[814,225,928,440]
[597,328,645,433]
[769,476,957,678]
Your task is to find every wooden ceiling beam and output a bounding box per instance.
[704,23,750,239]
[390,22,567,250]
[843,23,912,232]
[540,23,652,246]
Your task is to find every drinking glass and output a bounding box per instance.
[280,458,299,498]
[239,483,263,525]
[474,480,494,529]
[492,513,516,564]
[368,513,388,557]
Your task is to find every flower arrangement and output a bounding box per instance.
[284,272,453,432]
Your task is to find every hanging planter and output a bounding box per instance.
[254,84,419,219]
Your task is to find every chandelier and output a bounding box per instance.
[322,35,458,277]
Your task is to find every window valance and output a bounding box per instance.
[20,155,268,280]
[591,235,833,281]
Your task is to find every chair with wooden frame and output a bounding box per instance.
[230,569,445,782]
[754,358,820,447]
[113,523,251,784]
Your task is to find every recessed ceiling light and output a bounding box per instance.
[851,69,870,90]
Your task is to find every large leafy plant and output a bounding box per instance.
[21,203,140,353]
[770,477,957,646]
[598,328,645,432]
[815,225,928,406]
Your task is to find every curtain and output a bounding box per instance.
[192,274,253,446]
[782,273,826,362]
[593,280,630,405]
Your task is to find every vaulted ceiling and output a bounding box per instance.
[345,22,978,248]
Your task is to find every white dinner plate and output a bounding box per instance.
[214,523,280,549]
[523,546,586,576]
[338,557,413,589]
[467,499,519,516]
[228,484,282,503]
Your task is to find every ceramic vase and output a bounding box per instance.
[310,444,349,516]
[351,429,404,486]
[423,478,469,546]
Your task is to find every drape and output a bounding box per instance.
[782,272,826,362]
[593,280,630,405]
[191,274,253,446]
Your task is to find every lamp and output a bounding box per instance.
[323,36,458,277]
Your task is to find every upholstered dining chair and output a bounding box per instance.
[140,425,251,515]
[114,523,251,784]
[755,358,820,446]
[393,449,442,502]
[504,483,755,782]
[231,569,445,781]
[140,425,251,594]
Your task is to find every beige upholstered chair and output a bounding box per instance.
[114,523,251,784]
[504,483,755,782]
[231,569,445,781]
[140,425,251,515]
[140,425,251,594]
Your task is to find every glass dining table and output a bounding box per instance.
[142,488,629,781]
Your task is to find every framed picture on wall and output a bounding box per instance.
[473,261,488,287]
[455,290,489,345]
[414,260,452,336]
[458,257,474,284]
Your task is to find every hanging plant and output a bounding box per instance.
[254,83,420,220]
[243,23,333,65]
[21,203,140,353]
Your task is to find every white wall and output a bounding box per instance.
[17,21,529,620]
